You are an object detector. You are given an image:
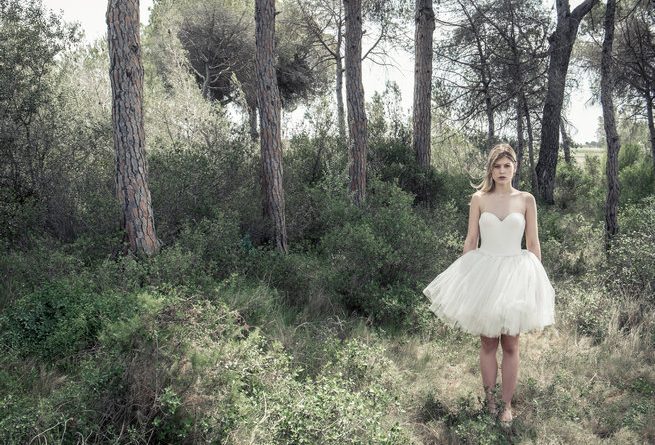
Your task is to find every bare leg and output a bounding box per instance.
[499,334,520,422]
[479,335,499,414]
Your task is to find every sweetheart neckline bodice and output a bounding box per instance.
[478,211,525,256]
[480,211,525,222]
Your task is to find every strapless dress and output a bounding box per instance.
[422,211,555,337]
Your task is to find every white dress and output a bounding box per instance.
[423,211,555,337]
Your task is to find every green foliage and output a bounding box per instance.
[604,195,655,302]
[0,279,141,363]
[554,159,604,215]
[556,280,614,342]
[418,391,533,444]
[618,144,655,205]
[539,210,604,278]
[318,177,460,328]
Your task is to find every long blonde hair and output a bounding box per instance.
[471,143,517,193]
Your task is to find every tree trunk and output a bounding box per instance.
[523,95,538,194]
[413,0,435,170]
[107,0,161,257]
[646,92,655,176]
[560,116,572,164]
[336,28,346,143]
[601,0,620,251]
[344,0,367,206]
[513,96,525,189]
[247,97,259,142]
[536,0,598,204]
[255,0,288,253]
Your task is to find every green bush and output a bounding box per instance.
[318,177,458,327]
[556,279,614,342]
[554,159,603,215]
[368,138,443,207]
[539,210,604,278]
[619,148,655,206]
[604,196,655,302]
[0,279,140,363]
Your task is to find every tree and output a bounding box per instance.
[613,3,655,175]
[345,0,368,206]
[413,0,435,170]
[149,0,328,141]
[601,0,621,250]
[433,0,549,172]
[536,0,599,204]
[291,0,407,142]
[0,0,80,243]
[107,0,161,256]
[255,0,288,252]
[434,0,497,150]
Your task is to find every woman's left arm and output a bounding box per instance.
[524,192,542,262]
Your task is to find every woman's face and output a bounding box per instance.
[491,156,515,184]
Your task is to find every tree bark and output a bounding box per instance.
[536,0,598,204]
[335,26,346,143]
[522,96,538,194]
[560,116,572,164]
[601,0,620,251]
[513,96,525,189]
[344,0,367,206]
[255,0,288,253]
[107,0,161,257]
[646,92,655,176]
[247,97,259,142]
[413,0,435,170]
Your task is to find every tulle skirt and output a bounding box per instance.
[423,248,555,337]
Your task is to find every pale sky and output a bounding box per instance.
[42,0,601,144]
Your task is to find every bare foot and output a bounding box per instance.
[499,407,513,424]
[486,397,498,416]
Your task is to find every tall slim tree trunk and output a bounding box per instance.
[247,98,259,142]
[536,0,598,204]
[645,92,655,176]
[523,95,538,194]
[107,0,161,257]
[513,97,525,189]
[413,0,435,170]
[344,0,367,206]
[560,116,572,164]
[601,0,620,251]
[255,0,288,253]
[335,29,346,143]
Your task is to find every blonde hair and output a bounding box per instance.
[470,143,517,193]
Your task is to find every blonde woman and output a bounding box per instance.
[423,143,555,424]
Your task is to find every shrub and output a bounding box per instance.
[604,196,655,302]
[0,279,141,364]
[318,177,459,328]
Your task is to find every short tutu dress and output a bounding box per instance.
[423,211,555,337]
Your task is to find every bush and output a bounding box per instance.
[0,279,141,364]
[318,177,458,328]
[618,146,655,206]
[554,160,603,216]
[368,138,443,207]
[604,196,655,302]
[539,210,604,278]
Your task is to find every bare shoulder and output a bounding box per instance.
[520,191,535,201]
[521,191,537,209]
[470,191,483,206]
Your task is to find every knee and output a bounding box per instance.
[501,338,519,355]
[480,336,499,353]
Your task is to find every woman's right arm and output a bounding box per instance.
[462,193,481,255]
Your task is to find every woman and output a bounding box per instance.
[422,143,555,424]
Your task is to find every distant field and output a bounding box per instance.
[571,145,604,166]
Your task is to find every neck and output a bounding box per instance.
[494,183,513,194]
